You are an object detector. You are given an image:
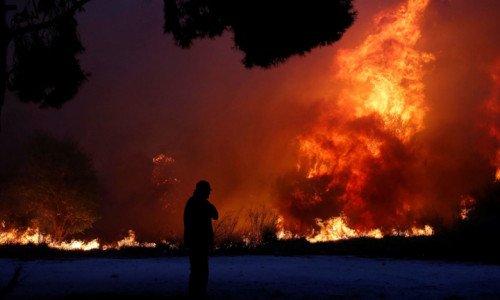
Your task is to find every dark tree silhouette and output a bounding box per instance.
[164,0,356,68]
[0,0,90,131]
[8,132,100,241]
[467,182,500,235]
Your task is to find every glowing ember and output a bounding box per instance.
[152,153,179,209]
[115,230,156,249]
[459,196,476,221]
[152,154,178,186]
[402,225,433,237]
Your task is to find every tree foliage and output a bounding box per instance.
[8,0,88,107]
[164,0,357,68]
[0,0,90,130]
[9,132,100,240]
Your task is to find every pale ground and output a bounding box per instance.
[1,255,500,299]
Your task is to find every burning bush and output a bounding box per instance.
[213,210,241,248]
[3,132,100,241]
[245,205,279,245]
[212,205,279,248]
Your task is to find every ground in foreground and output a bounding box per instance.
[1,255,500,299]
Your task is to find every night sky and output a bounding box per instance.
[2,0,500,241]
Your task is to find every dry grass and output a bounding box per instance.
[213,205,279,248]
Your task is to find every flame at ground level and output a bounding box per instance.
[1,222,434,250]
[277,215,433,243]
[0,227,158,251]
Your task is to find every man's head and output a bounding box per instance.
[194,180,211,199]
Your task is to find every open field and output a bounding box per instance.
[2,255,500,299]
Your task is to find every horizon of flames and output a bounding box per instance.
[280,0,437,241]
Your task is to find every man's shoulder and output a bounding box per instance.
[185,197,203,210]
[184,197,195,212]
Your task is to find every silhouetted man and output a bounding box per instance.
[184,180,218,298]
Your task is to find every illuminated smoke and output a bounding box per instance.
[276,0,500,240]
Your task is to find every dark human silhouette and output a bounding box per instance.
[164,0,356,68]
[184,180,218,298]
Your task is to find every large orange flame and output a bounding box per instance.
[301,0,432,179]
[279,0,435,240]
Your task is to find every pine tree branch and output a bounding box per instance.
[12,0,90,37]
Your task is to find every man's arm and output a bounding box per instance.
[207,201,219,220]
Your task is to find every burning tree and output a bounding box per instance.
[6,132,100,241]
[272,0,500,242]
[277,0,436,238]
